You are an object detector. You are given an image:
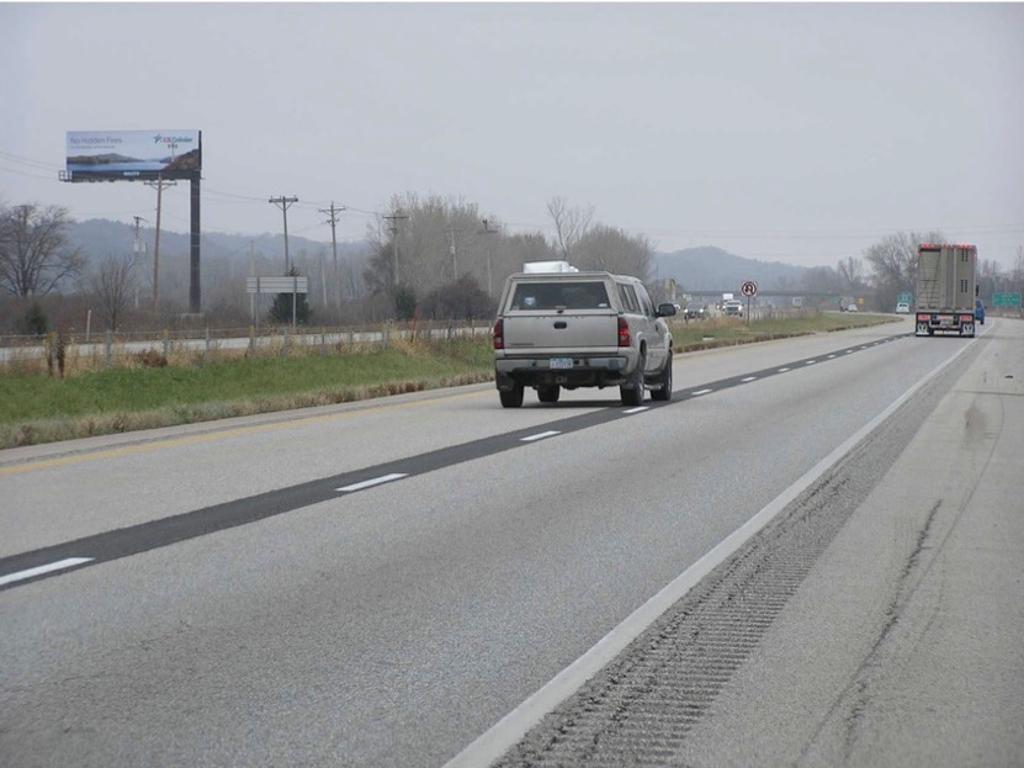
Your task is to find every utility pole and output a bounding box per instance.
[144,176,176,308]
[132,216,147,256]
[319,250,328,306]
[249,241,256,327]
[382,209,409,286]
[480,218,500,296]
[319,201,345,308]
[447,224,464,280]
[268,195,299,273]
[132,216,147,309]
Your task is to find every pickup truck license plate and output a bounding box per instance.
[549,357,574,369]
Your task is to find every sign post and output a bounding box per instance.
[247,275,309,330]
[740,280,758,325]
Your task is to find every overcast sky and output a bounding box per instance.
[2,3,1022,268]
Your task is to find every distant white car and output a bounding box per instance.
[896,302,910,314]
[846,304,858,312]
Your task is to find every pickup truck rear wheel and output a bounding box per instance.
[620,352,645,407]
[537,385,560,403]
[499,384,524,408]
[650,352,673,401]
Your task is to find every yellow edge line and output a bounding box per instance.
[0,389,489,478]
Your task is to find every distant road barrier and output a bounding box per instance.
[0,320,492,369]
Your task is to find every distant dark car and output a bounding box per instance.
[975,298,985,325]
[684,305,706,320]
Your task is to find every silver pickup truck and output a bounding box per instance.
[491,270,676,407]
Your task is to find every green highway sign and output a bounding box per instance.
[991,292,1022,308]
[897,292,913,304]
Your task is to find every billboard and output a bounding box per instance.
[65,130,201,181]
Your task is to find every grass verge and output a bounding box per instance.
[0,339,493,449]
[0,314,902,449]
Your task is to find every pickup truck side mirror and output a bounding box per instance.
[656,303,677,317]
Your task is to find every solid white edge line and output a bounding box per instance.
[336,473,408,492]
[521,431,560,442]
[691,388,713,395]
[624,407,649,414]
[0,557,94,587]
[442,331,980,768]
[741,376,757,383]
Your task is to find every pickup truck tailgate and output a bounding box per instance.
[503,312,619,350]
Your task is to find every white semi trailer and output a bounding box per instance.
[915,243,977,337]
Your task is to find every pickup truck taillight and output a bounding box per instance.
[492,318,504,350]
[617,317,631,347]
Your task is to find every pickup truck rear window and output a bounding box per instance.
[509,282,611,310]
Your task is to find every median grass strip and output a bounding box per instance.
[0,314,901,449]
[671,312,898,352]
[0,339,493,448]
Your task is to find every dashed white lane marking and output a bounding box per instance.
[624,407,649,414]
[846,350,854,354]
[805,360,817,365]
[777,367,790,372]
[827,354,836,359]
[0,558,93,587]
[337,473,408,492]
[521,430,561,442]
[741,376,757,383]
[691,388,713,396]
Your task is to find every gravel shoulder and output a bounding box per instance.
[677,318,1024,766]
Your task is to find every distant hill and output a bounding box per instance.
[68,219,369,267]
[653,246,807,292]
[66,218,372,308]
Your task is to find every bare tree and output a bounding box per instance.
[0,203,83,296]
[836,256,865,288]
[546,196,594,261]
[864,230,944,307]
[1012,245,1024,294]
[574,224,653,280]
[90,253,136,331]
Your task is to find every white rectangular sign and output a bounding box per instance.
[247,276,308,294]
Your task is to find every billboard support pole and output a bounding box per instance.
[190,173,201,313]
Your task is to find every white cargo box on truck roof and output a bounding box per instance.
[522,260,580,274]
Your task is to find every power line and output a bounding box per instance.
[0,164,59,181]
[0,150,61,172]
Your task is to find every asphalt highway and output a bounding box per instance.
[1,316,1019,767]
